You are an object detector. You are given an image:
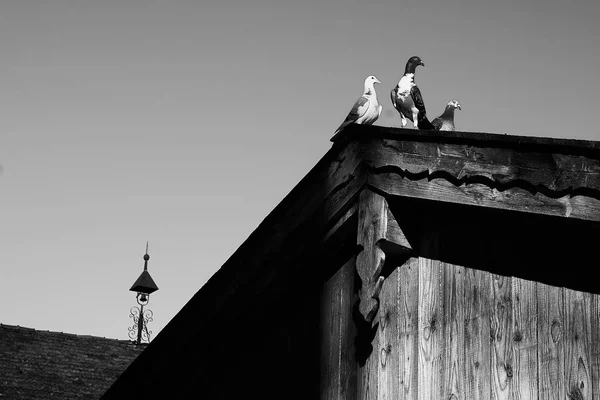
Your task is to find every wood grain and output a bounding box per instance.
[511,278,538,400]
[320,258,356,400]
[320,260,343,400]
[378,266,400,400]
[339,258,358,400]
[564,289,592,400]
[357,327,379,400]
[383,207,412,251]
[398,258,419,400]
[490,273,513,400]
[463,267,491,399]
[369,171,600,222]
[356,189,388,322]
[418,258,444,400]
[337,123,600,158]
[364,137,600,193]
[442,264,465,400]
[537,283,565,400]
[591,293,600,400]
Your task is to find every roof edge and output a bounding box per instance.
[0,323,144,345]
[332,124,600,159]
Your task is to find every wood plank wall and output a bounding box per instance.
[321,257,600,400]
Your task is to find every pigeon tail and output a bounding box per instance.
[334,121,351,136]
[417,115,435,131]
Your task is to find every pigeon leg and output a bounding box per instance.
[400,113,407,128]
[412,111,419,129]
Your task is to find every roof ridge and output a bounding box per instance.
[0,322,137,344]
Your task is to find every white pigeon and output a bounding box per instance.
[390,56,435,130]
[334,75,382,135]
[432,100,462,131]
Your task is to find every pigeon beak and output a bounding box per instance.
[420,61,425,67]
[374,78,381,84]
[457,104,462,110]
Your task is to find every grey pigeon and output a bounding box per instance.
[432,100,462,131]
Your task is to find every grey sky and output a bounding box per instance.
[1,0,599,339]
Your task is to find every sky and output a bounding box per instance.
[1,0,599,341]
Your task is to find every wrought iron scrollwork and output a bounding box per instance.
[128,305,154,343]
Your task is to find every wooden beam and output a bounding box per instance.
[537,282,565,400]
[321,263,342,400]
[592,294,600,399]
[356,189,412,323]
[490,273,513,400]
[377,265,400,400]
[398,258,419,400]
[511,278,538,399]
[442,264,465,400]
[320,257,356,400]
[417,258,444,399]
[564,289,592,400]
[369,171,600,222]
[464,268,491,399]
[363,138,600,193]
[334,124,600,161]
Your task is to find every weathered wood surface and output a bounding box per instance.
[490,274,513,400]
[592,294,600,399]
[398,258,419,400]
[381,207,413,256]
[442,264,465,400]
[321,265,341,400]
[357,322,380,400]
[511,278,538,400]
[352,131,600,223]
[322,255,600,400]
[369,171,600,222]
[356,189,388,323]
[464,268,491,399]
[564,289,592,400]
[378,265,400,400]
[339,259,357,400]
[418,258,444,400]
[363,138,600,193]
[335,124,600,158]
[356,189,412,323]
[321,257,356,400]
[537,283,565,400]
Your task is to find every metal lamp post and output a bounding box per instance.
[128,243,159,344]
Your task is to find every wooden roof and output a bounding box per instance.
[102,126,600,398]
[0,324,144,399]
[335,125,600,221]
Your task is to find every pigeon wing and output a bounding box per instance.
[348,95,370,120]
[410,85,436,130]
[334,95,370,134]
[410,85,427,117]
[390,86,398,111]
[431,116,443,130]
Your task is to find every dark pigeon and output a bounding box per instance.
[390,56,435,130]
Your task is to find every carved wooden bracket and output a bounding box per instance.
[356,188,412,323]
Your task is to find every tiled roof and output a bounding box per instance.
[0,323,145,399]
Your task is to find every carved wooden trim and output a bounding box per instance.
[368,170,600,222]
[356,189,412,323]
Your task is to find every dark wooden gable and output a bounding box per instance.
[102,126,600,399]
